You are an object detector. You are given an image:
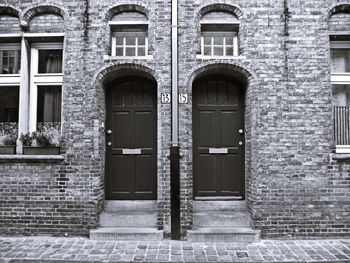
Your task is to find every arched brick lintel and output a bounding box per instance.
[197,3,244,20]
[328,3,350,17]
[94,63,161,88]
[0,5,20,18]
[185,62,256,89]
[105,4,150,21]
[21,4,66,28]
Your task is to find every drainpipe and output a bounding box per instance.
[170,0,181,240]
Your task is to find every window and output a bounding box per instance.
[30,43,63,132]
[113,32,147,57]
[0,45,21,74]
[331,40,350,152]
[0,44,21,144]
[199,11,240,58]
[202,32,238,57]
[109,11,149,58]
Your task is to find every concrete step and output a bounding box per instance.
[187,227,260,243]
[193,211,251,227]
[105,200,157,212]
[99,211,157,227]
[90,227,163,241]
[193,201,247,212]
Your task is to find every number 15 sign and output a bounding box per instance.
[161,93,188,104]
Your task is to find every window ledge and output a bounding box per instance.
[104,55,153,61]
[330,153,350,160]
[196,55,246,60]
[0,154,64,163]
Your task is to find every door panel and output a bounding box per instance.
[106,77,157,200]
[193,75,245,198]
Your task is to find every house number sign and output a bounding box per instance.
[161,93,188,104]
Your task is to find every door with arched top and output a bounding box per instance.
[106,76,157,200]
[193,74,245,198]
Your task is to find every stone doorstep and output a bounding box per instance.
[104,200,157,212]
[193,211,251,227]
[187,227,261,243]
[99,211,157,227]
[89,227,163,241]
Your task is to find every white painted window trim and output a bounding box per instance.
[200,32,238,58]
[331,40,350,152]
[111,31,148,58]
[108,21,149,26]
[29,42,63,132]
[0,43,21,85]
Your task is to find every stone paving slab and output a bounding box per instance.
[0,236,350,263]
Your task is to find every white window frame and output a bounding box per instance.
[0,43,21,86]
[331,39,350,153]
[29,42,63,132]
[330,40,350,84]
[107,20,152,60]
[111,31,148,57]
[200,31,238,58]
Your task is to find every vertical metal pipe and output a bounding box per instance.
[170,0,181,240]
[171,0,178,145]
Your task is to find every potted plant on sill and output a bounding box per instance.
[0,134,17,154]
[20,130,60,155]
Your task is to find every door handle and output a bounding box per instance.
[106,129,112,135]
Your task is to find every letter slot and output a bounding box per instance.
[122,149,142,155]
[209,148,228,154]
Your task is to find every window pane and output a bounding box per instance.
[138,36,145,45]
[125,36,136,45]
[226,47,234,56]
[203,36,212,45]
[137,47,145,56]
[116,36,124,45]
[0,50,21,74]
[225,36,233,45]
[125,47,136,56]
[331,48,350,72]
[37,86,61,124]
[213,36,224,45]
[0,86,19,144]
[204,46,212,56]
[38,50,63,73]
[115,47,124,56]
[214,46,224,56]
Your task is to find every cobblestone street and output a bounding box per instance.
[0,237,350,263]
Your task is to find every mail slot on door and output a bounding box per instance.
[122,149,142,155]
[209,148,228,154]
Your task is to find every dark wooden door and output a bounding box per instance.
[106,77,157,200]
[193,75,245,198]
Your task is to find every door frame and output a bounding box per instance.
[105,76,158,200]
[192,74,246,199]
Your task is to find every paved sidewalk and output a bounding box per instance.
[0,237,350,263]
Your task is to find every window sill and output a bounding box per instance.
[196,55,246,60]
[0,154,64,163]
[104,55,153,61]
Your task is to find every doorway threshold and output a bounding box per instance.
[194,196,244,201]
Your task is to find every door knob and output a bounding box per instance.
[107,142,112,146]
[239,141,243,145]
[239,129,244,134]
[106,130,112,135]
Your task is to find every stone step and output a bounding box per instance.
[193,211,251,227]
[105,200,157,212]
[187,227,260,243]
[90,227,163,241]
[193,201,247,212]
[99,211,157,227]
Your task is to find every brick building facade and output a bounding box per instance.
[0,0,349,240]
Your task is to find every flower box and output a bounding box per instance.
[0,145,16,154]
[23,146,60,155]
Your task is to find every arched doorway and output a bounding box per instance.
[105,76,157,200]
[193,74,245,199]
